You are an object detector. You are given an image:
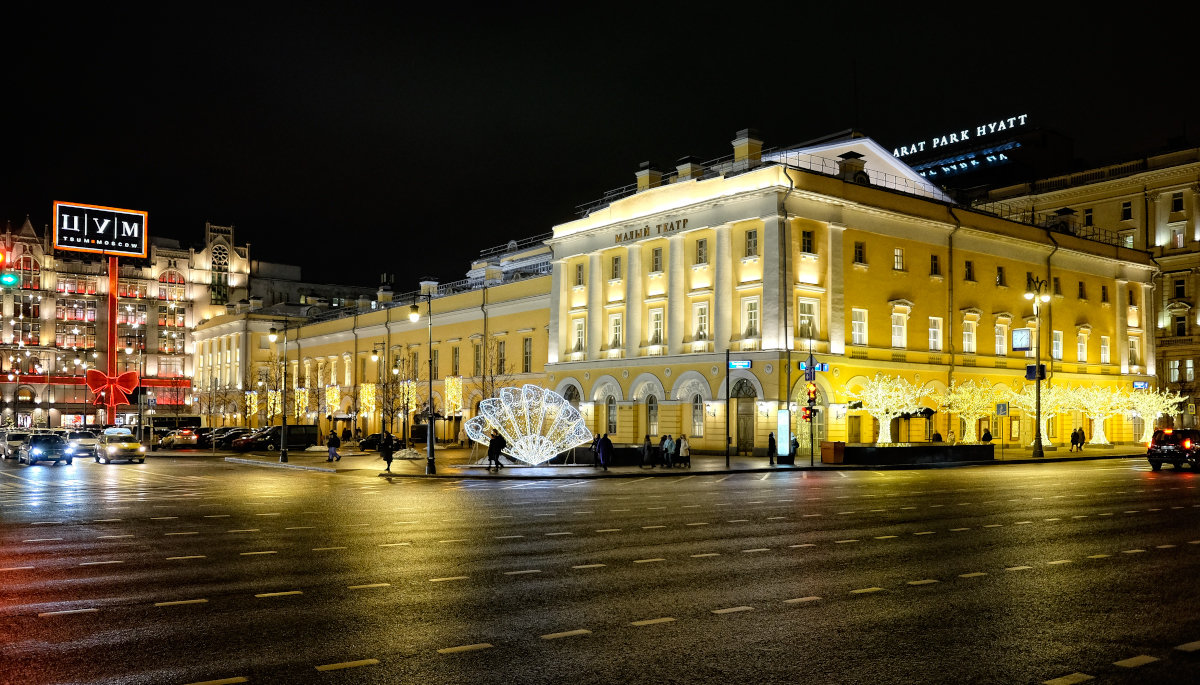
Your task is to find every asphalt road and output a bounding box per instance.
[1,453,1198,685]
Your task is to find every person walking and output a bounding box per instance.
[981,428,993,443]
[656,435,668,468]
[598,433,613,471]
[663,434,675,468]
[341,426,352,446]
[380,431,394,473]
[326,430,341,462]
[789,435,799,459]
[458,426,468,448]
[487,430,507,470]
[768,432,777,466]
[591,434,601,468]
[678,434,690,467]
[641,434,652,468]
[673,434,682,467]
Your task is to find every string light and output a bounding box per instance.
[463,384,592,466]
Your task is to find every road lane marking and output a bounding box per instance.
[505,569,542,575]
[166,532,199,536]
[167,555,206,560]
[835,539,859,544]
[711,606,753,614]
[874,535,898,540]
[784,597,821,604]
[1087,554,1111,559]
[908,579,939,585]
[1175,640,1200,652]
[316,659,379,671]
[439,539,467,543]
[98,535,134,539]
[255,591,302,597]
[0,566,35,571]
[1047,560,1072,565]
[959,572,988,578]
[950,528,970,532]
[1113,655,1158,668]
[914,531,935,536]
[228,529,260,533]
[155,599,208,607]
[495,535,524,539]
[742,548,769,553]
[634,558,665,563]
[93,518,123,522]
[595,529,621,533]
[241,551,277,556]
[1156,544,1177,549]
[790,543,816,548]
[313,547,346,551]
[1043,673,1094,685]
[541,629,591,640]
[1005,566,1032,572]
[348,583,391,589]
[286,526,314,530]
[691,553,721,558]
[24,538,63,542]
[983,524,1002,528]
[430,576,469,582]
[38,608,98,617]
[438,643,493,654]
[850,587,884,594]
[631,617,675,626]
[1121,549,1146,554]
[149,516,178,520]
[379,542,411,547]
[183,678,248,685]
[80,560,124,566]
[202,514,230,518]
[1015,521,1032,525]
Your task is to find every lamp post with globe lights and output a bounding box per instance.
[268,325,291,463]
[409,290,436,475]
[1024,276,1052,458]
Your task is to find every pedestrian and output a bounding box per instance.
[591,434,601,467]
[657,435,668,467]
[380,431,394,473]
[981,428,993,443]
[341,426,352,445]
[354,427,362,443]
[789,435,799,458]
[673,433,682,466]
[768,432,776,466]
[663,434,675,468]
[326,430,341,462]
[598,433,613,471]
[458,426,468,448]
[487,430,507,470]
[641,434,652,468]
[931,430,943,442]
[678,434,690,467]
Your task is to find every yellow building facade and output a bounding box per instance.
[546,131,1157,454]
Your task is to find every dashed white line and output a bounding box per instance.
[711,606,753,614]
[630,617,675,626]
[1113,655,1158,668]
[438,643,493,654]
[540,629,591,640]
[315,659,379,672]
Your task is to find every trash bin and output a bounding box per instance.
[821,441,845,464]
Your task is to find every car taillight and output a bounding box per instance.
[1184,439,1192,449]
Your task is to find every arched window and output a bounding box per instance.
[563,384,580,408]
[606,395,617,435]
[692,394,705,437]
[646,395,659,436]
[16,256,40,290]
[731,378,757,398]
[159,269,186,302]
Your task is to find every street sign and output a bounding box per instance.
[804,367,816,381]
[1024,364,1045,381]
[996,402,1009,416]
[728,360,752,369]
[1132,381,1149,389]
[53,201,148,258]
[798,361,829,372]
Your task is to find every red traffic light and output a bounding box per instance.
[801,407,811,422]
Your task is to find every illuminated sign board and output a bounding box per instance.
[1132,381,1150,390]
[892,114,1029,158]
[728,360,752,369]
[53,201,148,258]
[1012,328,1032,352]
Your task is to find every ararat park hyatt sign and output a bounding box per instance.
[53,201,148,258]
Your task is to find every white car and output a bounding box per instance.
[65,431,100,459]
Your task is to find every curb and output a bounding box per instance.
[224,457,337,473]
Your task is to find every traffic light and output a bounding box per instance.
[0,272,17,288]
[801,407,811,422]
[805,381,817,405]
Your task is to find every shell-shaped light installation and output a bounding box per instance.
[464,384,593,465]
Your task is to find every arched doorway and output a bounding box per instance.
[731,379,756,454]
[562,384,580,409]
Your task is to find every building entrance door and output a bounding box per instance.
[848,415,861,443]
[731,379,756,455]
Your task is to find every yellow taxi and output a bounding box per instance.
[97,428,147,464]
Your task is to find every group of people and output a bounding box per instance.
[1069,427,1088,451]
[636,433,691,468]
[590,433,615,470]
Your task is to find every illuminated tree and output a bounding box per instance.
[1128,388,1186,442]
[1007,384,1069,446]
[938,380,1000,442]
[847,374,927,444]
[1064,385,1128,445]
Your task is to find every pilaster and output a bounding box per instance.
[625,247,643,358]
[667,235,685,356]
[548,260,563,364]
[714,224,732,353]
[760,215,783,350]
[827,222,846,354]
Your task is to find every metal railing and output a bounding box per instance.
[969,200,1129,248]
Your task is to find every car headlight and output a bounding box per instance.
[32,448,43,455]
[138,446,146,452]
[107,445,117,453]
[65,447,75,454]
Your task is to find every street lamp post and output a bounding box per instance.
[269,324,290,463]
[410,292,436,475]
[1024,277,1051,458]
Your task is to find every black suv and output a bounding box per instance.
[1146,429,1200,471]
[20,434,72,466]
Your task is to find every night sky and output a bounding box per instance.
[5,5,1197,288]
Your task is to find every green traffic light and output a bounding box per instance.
[0,273,18,287]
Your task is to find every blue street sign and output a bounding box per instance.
[804,367,816,382]
[799,361,830,372]
[1132,381,1149,389]
[728,360,752,369]
[1024,364,1046,381]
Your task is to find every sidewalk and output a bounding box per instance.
[224,444,1150,478]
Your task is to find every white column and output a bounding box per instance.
[761,215,783,350]
[667,235,685,356]
[587,253,602,360]
[625,246,643,358]
[826,223,846,354]
[1142,282,1155,376]
[714,225,733,353]
[1116,279,1129,373]
[548,260,563,364]
[1188,185,1199,243]
[1152,192,1170,247]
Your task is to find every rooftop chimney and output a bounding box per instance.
[674,155,704,181]
[732,129,763,165]
[419,280,439,296]
[837,151,869,183]
[377,285,393,304]
[635,161,663,191]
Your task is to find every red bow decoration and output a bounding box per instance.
[85,369,140,407]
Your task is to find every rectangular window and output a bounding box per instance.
[1175,315,1187,337]
[1077,334,1087,363]
[964,260,975,281]
[893,248,905,271]
[1170,359,1181,382]
[473,343,482,376]
[891,313,906,348]
[801,230,815,254]
[1101,285,1109,303]
[1121,201,1133,221]
[522,337,532,374]
[1084,208,1093,227]
[575,263,584,286]
[930,254,940,276]
[742,298,759,338]
[451,346,460,376]
[1172,191,1184,213]
[963,321,977,353]
[1172,226,1186,248]
[995,266,1006,287]
[496,341,506,373]
[650,308,665,345]
[1187,359,1196,382]
[1052,277,1061,296]
[797,300,818,339]
[573,319,586,352]
[1128,338,1139,366]
[851,309,867,346]
[745,229,758,257]
[1175,279,1186,298]
[609,314,623,347]
[1077,281,1086,300]
[853,241,866,265]
[1051,331,1063,360]
[928,317,943,351]
[693,303,709,340]
[651,247,663,273]
[695,239,708,265]
[1100,336,1110,364]
[995,324,1007,356]
[431,349,439,378]
[611,255,621,280]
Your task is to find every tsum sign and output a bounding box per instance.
[892,114,1030,158]
[53,201,148,258]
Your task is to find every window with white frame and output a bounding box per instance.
[575,263,584,286]
[994,324,1007,356]
[851,309,868,346]
[649,308,664,345]
[610,255,621,280]
[693,302,709,340]
[1188,359,1196,382]
[741,297,759,338]
[1100,336,1110,364]
[891,313,907,348]
[928,317,942,351]
[745,229,758,258]
[1052,330,1063,360]
[962,321,977,353]
[572,319,585,353]
[1128,338,1140,366]
[893,248,905,271]
[1077,333,1087,363]
[651,247,663,273]
[1170,359,1181,382]
[797,300,818,340]
[609,313,622,348]
[691,394,704,437]
[695,239,708,265]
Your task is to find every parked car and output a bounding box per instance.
[1,431,32,460]
[20,434,72,465]
[192,427,214,446]
[232,425,319,452]
[161,429,199,448]
[358,433,382,451]
[214,428,253,449]
[65,431,100,459]
[1146,428,1200,471]
[97,429,147,464]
